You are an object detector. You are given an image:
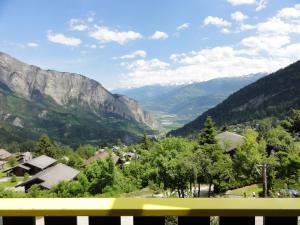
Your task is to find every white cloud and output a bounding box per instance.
[119,50,147,59]
[241,34,291,54]
[87,17,94,23]
[231,11,248,22]
[227,0,267,11]
[89,26,142,45]
[118,4,300,88]
[177,23,190,31]
[204,16,231,28]
[27,42,39,48]
[120,46,291,88]
[47,32,82,46]
[240,23,256,31]
[150,31,169,40]
[278,4,300,19]
[227,0,256,5]
[69,18,88,31]
[257,17,292,35]
[256,0,268,11]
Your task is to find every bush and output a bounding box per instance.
[10,175,17,183]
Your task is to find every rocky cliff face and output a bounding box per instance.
[0,52,158,129]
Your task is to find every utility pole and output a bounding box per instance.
[262,163,268,197]
[257,163,268,197]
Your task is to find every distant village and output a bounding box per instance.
[0,131,243,194]
[0,143,141,192]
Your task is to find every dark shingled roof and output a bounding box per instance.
[17,163,79,189]
[26,155,57,169]
[216,131,245,152]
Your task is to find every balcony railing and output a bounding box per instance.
[0,198,299,225]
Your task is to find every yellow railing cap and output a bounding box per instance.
[0,198,299,216]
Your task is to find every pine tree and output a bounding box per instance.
[35,134,58,158]
[143,132,150,150]
[198,116,217,145]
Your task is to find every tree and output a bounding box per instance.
[84,156,116,194]
[35,134,59,158]
[198,116,217,145]
[197,144,234,196]
[143,132,150,150]
[281,109,300,133]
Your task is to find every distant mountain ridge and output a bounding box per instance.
[0,52,157,146]
[115,73,265,127]
[170,60,300,136]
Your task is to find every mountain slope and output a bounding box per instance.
[170,60,300,136]
[115,74,265,127]
[0,52,157,146]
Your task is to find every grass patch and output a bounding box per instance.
[226,184,262,196]
[0,177,23,189]
[122,188,154,197]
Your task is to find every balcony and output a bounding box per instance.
[0,198,299,225]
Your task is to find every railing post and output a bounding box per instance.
[121,216,133,225]
[0,216,3,225]
[36,216,45,225]
[77,216,89,225]
[178,216,210,225]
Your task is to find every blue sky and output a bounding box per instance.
[1,0,300,89]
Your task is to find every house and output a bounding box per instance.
[17,152,33,163]
[6,155,57,176]
[123,152,139,160]
[216,131,245,156]
[84,150,120,166]
[17,163,79,191]
[0,149,12,161]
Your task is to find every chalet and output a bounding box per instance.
[123,152,139,160]
[0,149,12,161]
[17,152,33,163]
[84,150,120,166]
[216,131,245,156]
[17,163,79,191]
[6,155,57,176]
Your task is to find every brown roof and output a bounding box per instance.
[0,149,11,160]
[25,155,57,169]
[84,151,120,165]
[17,163,79,189]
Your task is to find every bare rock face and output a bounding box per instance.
[0,52,158,129]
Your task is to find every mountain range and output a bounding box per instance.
[170,60,300,136]
[115,74,265,130]
[0,52,158,146]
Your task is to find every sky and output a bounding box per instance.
[1,0,300,89]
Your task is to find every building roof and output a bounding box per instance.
[25,155,57,169]
[17,163,79,189]
[216,131,245,152]
[84,151,120,165]
[0,149,11,160]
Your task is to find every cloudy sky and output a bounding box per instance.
[0,0,300,89]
